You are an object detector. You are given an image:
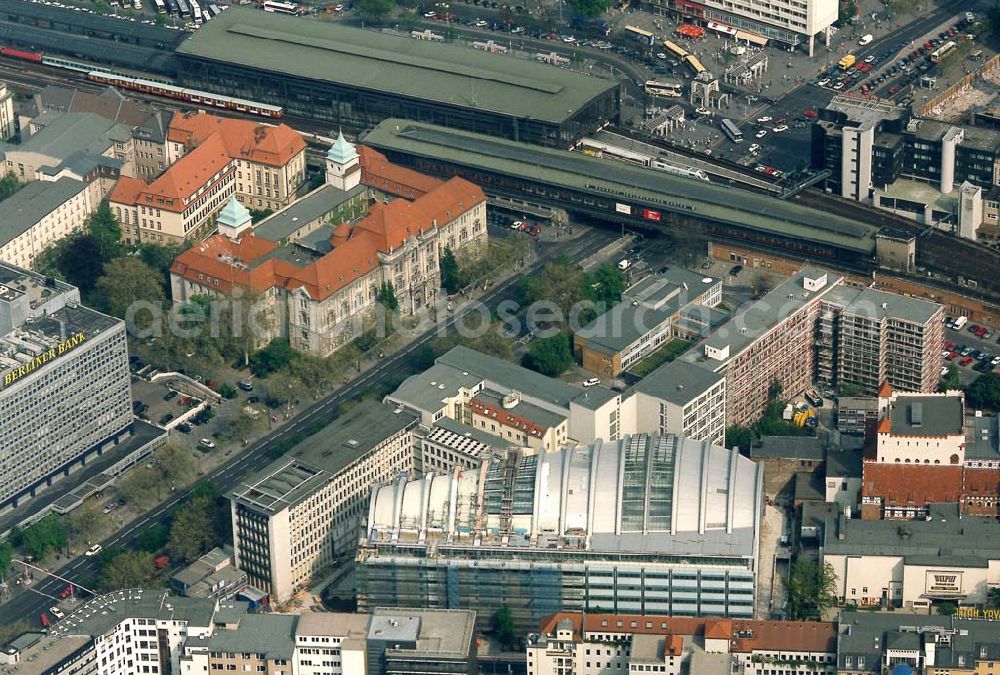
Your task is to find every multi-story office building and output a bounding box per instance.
[817,286,944,394]
[166,111,307,212]
[387,344,621,446]
[574,269,722,377]
[677,268,842,427]
[0,177,93,269]
[0,261,132,509]
[622,358,727,446]
[366,608,477,675]
[644,0,837,54]
[812,96,1000,239]
[0,82,15,141]
[230,400,418,604]
[170,137,487,355]
[357,433,763,634]
[527,613,838,675]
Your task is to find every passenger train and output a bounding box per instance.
[0,47,283,118]
[577,138,710,182]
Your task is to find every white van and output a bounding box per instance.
[858,34,873,46]
[617,259,631,271]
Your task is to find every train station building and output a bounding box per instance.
[175,8,620,147]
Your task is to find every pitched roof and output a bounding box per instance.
[358,145,442,199]
[111,133,232,212]
[862,463,964,506]
[168,111,306,167]
[170,171,485,302]
[704,619,732,639]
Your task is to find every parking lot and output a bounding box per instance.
[943,319,1000,384]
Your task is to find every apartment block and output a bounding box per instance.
[817,286,944,394]
[357,433,763,634]
[166,110,306,212]
[678,268,842,427]
[622,358,727,446]
[0,262,132,510]
[0,177,93,269]
[527,613,837,675]
[131,111,171,180]
[644,0,837,54]
[230,400,418,604]
[387,344,621,446]
[574,269,723,377]
[170,137,487,355]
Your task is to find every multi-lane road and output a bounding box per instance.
[0,225,617,629]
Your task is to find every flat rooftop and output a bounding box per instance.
[823,285,942,325]
[50,589,216,639]
[0,111,126,162]
[254,183,365,243]
[363,121,881,255]
[201,614,297,660]
[824,503,1000,561]
[681,268,841,368]
[577,303,673,355]
[231,400,416,513]
[177,8,617,124]
[887,395,963,437]
[629,357,724,405]
[372,607,476,657]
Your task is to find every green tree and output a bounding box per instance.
[966,373,1000,410]
[566,0,612,17]
[87,203,124,261]
[0,539,13,575]
[936,601,958,615]
[23,514,68,560]
[250,338,299,376]
[0,171,20,201]
[839,382,861,397]
[725,425,755,452]
[154,11,166,25]
[249,208,273,224]
[99,550,154,590]
[157,444,197,487]
[135,523,169,554]
[354,0,395,23]
[93,257,166,324]
[786,557,837,620]
[493,607,517,649]
[138,242,181,294]
[522,333,573,376]
[940,361,961,391]
[440,247,461,294]
[585,265,626,306]
[120,466,165,510]
[988,586,1000,609]
[376,281,399,311]
[168,495,220,563]
[67,503,103,548]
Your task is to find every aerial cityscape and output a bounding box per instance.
[0,0,998,671]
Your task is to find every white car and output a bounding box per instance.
[199,438,216,449]
[50,607,65,620]
[772,124,789,132]
[864,55,876,63]
[747,143,760,154]
[562,35,576,43]
[84,544,102,557]
[510,220,525,229]
[423,11,436,17]
[992,356,1000,367]
[817,78,830,86]
[582,377,601,387]
[474,19,488,27]
[695,107,712,116]
[755,129,768,139]
[756,116,772,123]
[656,52,667,59]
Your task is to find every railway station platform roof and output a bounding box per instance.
[176,8,618,125]
[364,119,880,255]
[0,0,186,47]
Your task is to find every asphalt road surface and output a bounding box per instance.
[0,226,618,630]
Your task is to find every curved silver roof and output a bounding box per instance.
[366,433,762,558]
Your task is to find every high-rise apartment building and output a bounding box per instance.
[817,286,944,395]
[0,261,132,509]
[357,433,763,634]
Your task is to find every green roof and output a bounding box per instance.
[363,120,881,254]
[177,8,617,124]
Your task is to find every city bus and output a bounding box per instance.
[662,39,688,60]
[684,54,706,74]
[720,118,743,143]
[624,25,655,47]
[644,80,683,97]
[930,40,956,63]
[263,0,300,13]
[152,0,166,13]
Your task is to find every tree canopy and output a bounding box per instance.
[440,247,461,295]
[786,557,837,620]
[522,333,573,376]
[250,338,299,376]
[23,514,68,560]
[566,0,612,17]
[35,204,124,298]
[966,373,1000,410]
[92,257,166,325]
[99,550,155,591]
[353,0,394,23]
[0,171,20,202]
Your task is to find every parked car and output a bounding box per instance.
[960,356,974,367]
[582,377,601,387]
[49,607,65,620]
[84,544,102,557]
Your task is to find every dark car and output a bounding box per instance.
[164,390,178,401]
[159,413,174,425]
[177,422,192,433]
[729,265,743,276]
